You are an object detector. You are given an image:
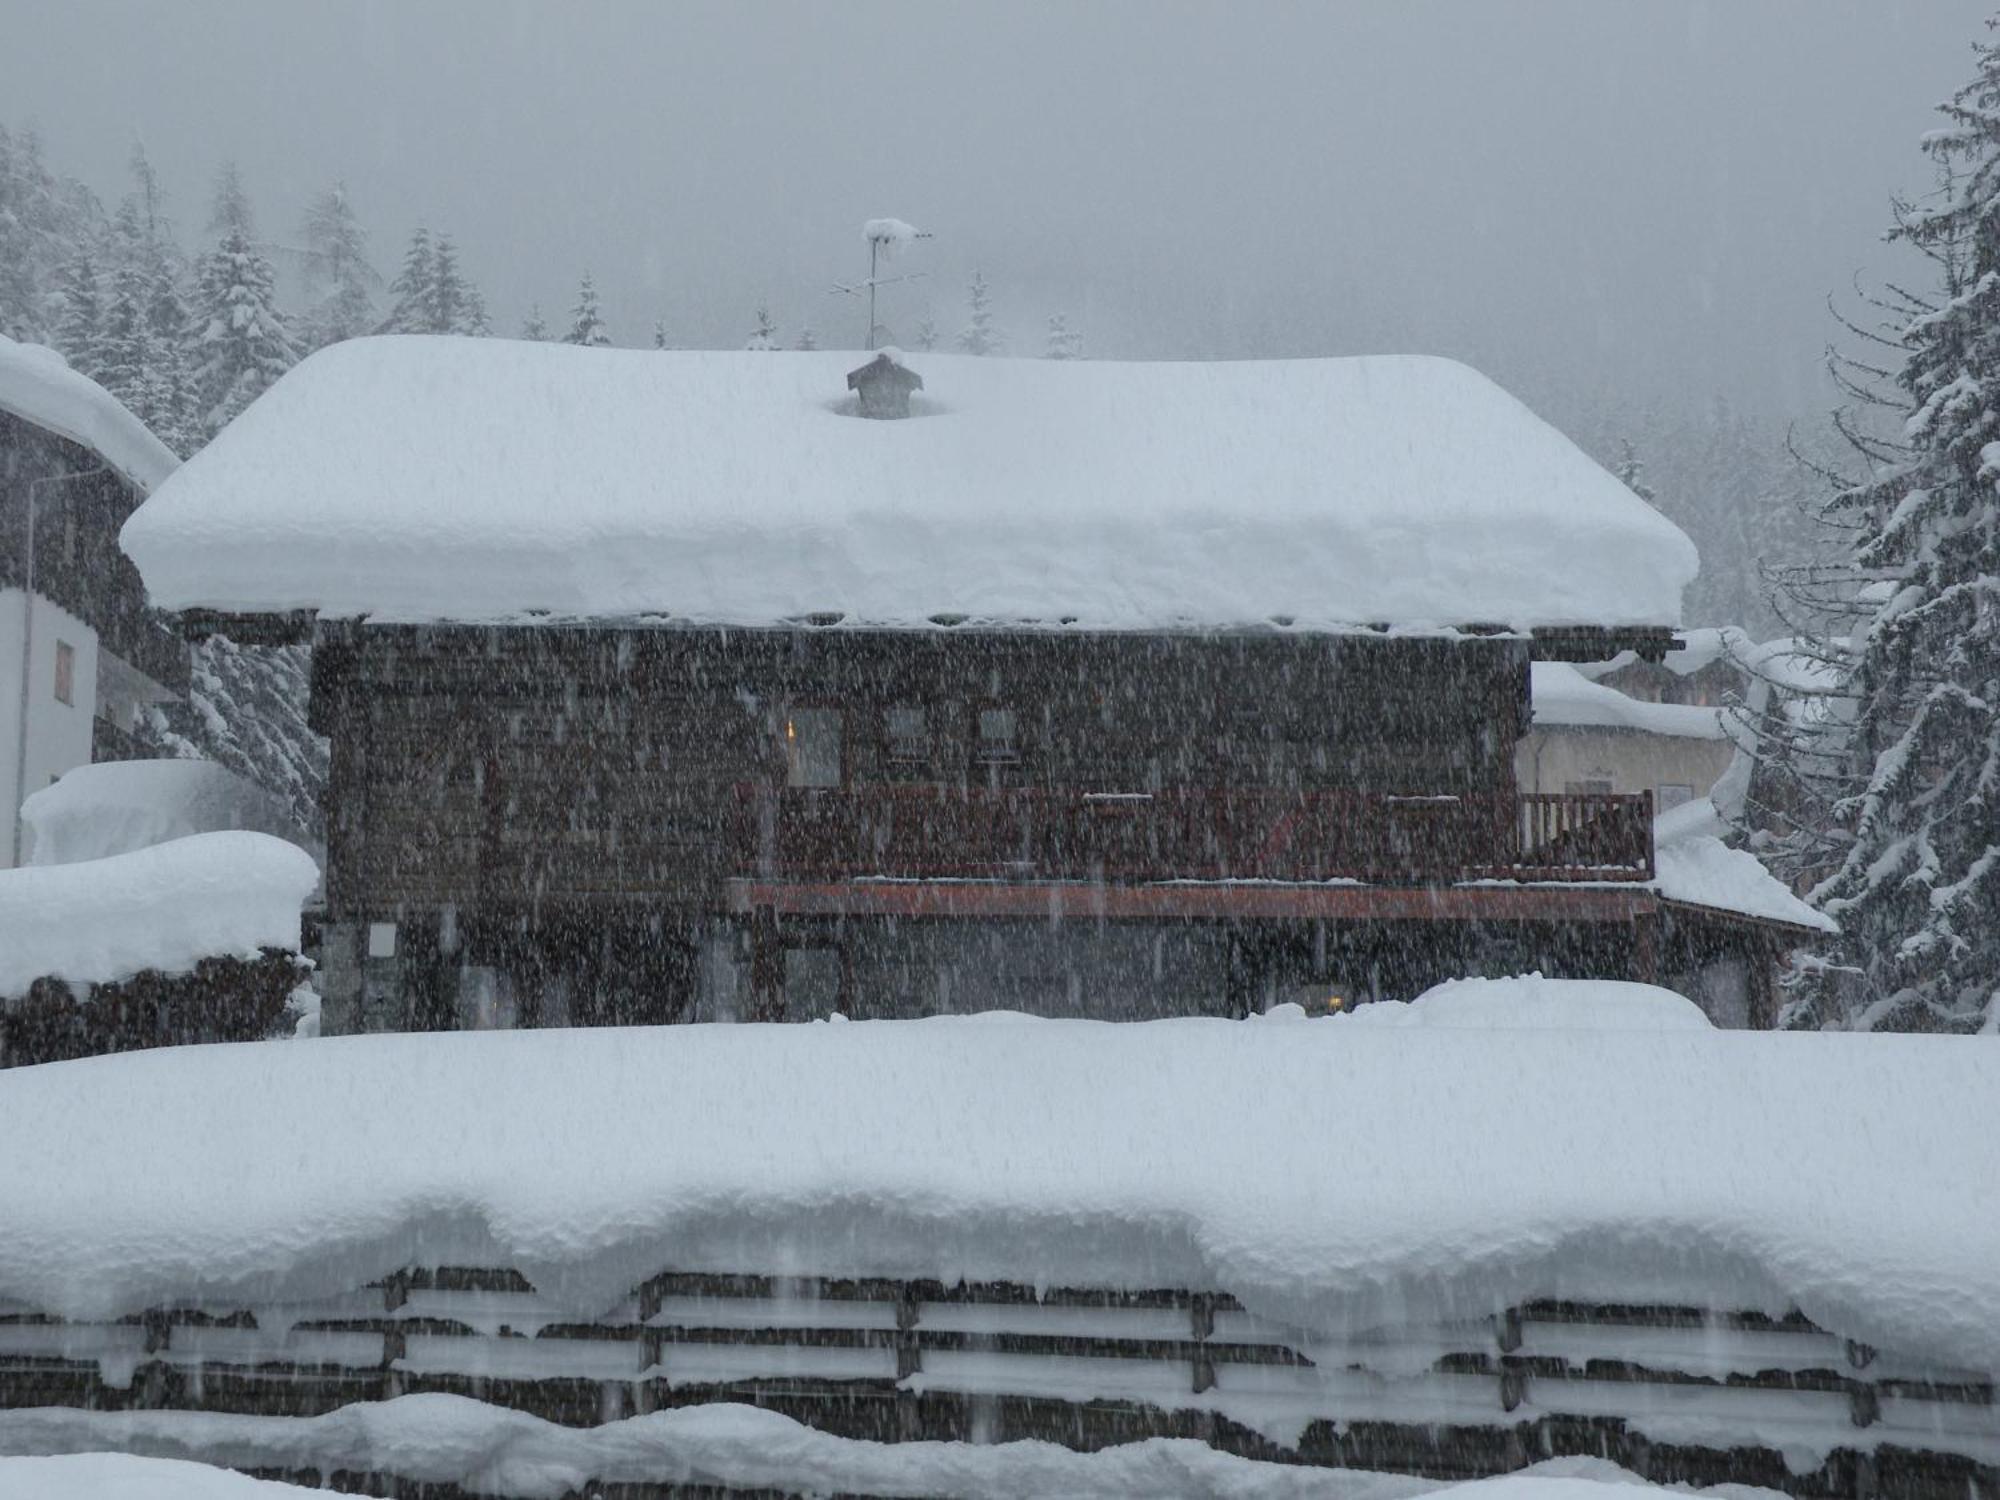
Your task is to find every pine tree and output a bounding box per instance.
[653,317,669,350]
[191,226,298,435]
[914,317,938,352]
[565,272,610,346]
[383,228,435,334]
[1614,438,1655,503]
[793,326,819,351]
[53,248,104,375]
[299,182,377,349]
[207,160,253,240]
[1771,21,2000,1033]
[520,304,550,341]
[1043,312,1083,360]
[429,234,488,336]
[744,305,778,351]
[956,270,1000,355]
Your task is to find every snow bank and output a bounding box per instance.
[0,832,318,996]
[1531,662,1728,739]
[0,1018,1994,1380]
[20,759,306,867]
[0,1400,1781,1500]
[1337,975,1712,1030]
[0,335,178,494]
[120,339,1697,631]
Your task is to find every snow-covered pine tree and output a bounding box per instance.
[794,326,819,351]
[429,234,488,336]
[653,317,669,350]
[95,260,185,455]
[207,160,253,240]
[191,222,298,436]
[744,305,778,351]
[956,270,1000,355]
[1614,437,1655,502]
[53,248,104,375]
[914,317,938,352]
[1043,312,1082,360]
[299,182,377,349]
[382,228,434,334]
[1778,21,2000,1032]
[521,304,550,341]
[565,272,610,346]
[0,124,108,342]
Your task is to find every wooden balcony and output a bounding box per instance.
[738,786,1654,886]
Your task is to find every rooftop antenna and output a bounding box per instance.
[833,220,932,350]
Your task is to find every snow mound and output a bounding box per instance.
[1648,804,1834,933]
[0,1019,1994,1381]
[0,335,179,494]
[21,759,307,867]
[1531,662,1728,739]
[0,1399,1780,1500]
[0,832,318,996]
[121,340,1697,631]
[1338,974,1712,1030]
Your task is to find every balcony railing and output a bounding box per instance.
[738,786,1654,885]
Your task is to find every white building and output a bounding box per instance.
[0,337,184,868]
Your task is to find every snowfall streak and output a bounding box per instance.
[0,1267,1992,1499]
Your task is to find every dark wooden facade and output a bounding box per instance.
[290,620,1804,1032]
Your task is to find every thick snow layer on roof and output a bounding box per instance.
[120,339,1697,630]
[20,760,305,866]
[1647,799,1834,934]
[1531,662,1729,738]
[1334,974,1712,1030]
[0,1401,1771,1500]
[0,1019,1992,1379]
[0,335,178,494]
[0,831,317,996]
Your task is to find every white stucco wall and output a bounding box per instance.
[0,588,99,868]
[1515,726,1736,810]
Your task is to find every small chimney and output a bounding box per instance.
[846,350,923,419]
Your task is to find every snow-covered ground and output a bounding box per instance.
[0,1010,1992,1379]
[0,1400,1787,1500]
[0,831,317,996]
[121,340,1697,630]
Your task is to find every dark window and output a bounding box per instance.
[977,707,1018,763]
[52,640,75,706]
[783,708,842,787]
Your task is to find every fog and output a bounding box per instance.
[2,0,1991,425]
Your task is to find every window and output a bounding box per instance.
[783,707,843,788]
[977,707,1018,763]
[885,706,928,763]
[1657,782,1694,812]
[52,640,75,706]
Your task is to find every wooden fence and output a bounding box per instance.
[0,949,303,1068]
[2,1266,1992,1499]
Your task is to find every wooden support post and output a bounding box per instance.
[1632,915,1659,985]
[1191,1292,1216,1394]
[749,906,784,1022]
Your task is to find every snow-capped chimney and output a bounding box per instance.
[846,350,923,419]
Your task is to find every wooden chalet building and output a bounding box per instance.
[120,338,1818,1032]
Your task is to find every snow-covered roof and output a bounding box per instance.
[120,338,1698,631]
[0,335,179,495]
[0,832,318,996]
[20,760,306,868]
[1573,626,1751,682]
[1330,974,1713,1030]
[0,1016,1990,1379]
[1649,797,1835,933]
[1530,661,1729,738]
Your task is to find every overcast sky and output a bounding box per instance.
[3,0,1992,427]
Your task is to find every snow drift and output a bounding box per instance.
[0,1014,1993,1382]
[20,759,308,867]
[120,340,1697,631]
[0,831,317,996]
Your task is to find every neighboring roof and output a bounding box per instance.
[120,338,1698,631]
[0,1017,1992,1382]
[1572,625,1751,682]
[1650,796,1836,934]
[20,759,312,868]
[0,335,179,494]
[1529,661,1729,739]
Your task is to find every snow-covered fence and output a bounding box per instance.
[0,951,304,1068]
[0,1266,1992,1498]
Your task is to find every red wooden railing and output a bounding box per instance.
[736,786,1653,885]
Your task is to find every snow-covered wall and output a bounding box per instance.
[121,340,1698,631]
